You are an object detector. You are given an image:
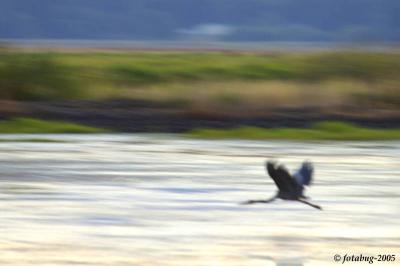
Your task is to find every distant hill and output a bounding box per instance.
[1,0,399,42]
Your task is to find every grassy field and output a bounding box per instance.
[0,138,66,142]
[0,49,399,110]
[0,118,105,133]
[188,121,400,140]
[0,117,399,140]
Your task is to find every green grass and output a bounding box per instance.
[0,138,67,142]
[187,121,400,140]
[1,50,400,102]
[0,118,106,133]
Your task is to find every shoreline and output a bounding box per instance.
[0,100,399,133]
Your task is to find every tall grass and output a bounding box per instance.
[0,53,82,100]
[0,50,399,106]
[60,51,400,84]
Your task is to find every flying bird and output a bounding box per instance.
[242,160,322,210]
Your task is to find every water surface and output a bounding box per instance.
[0,134,399,266]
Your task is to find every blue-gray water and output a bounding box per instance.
[0,134,399,266]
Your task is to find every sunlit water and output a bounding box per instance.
[0,134,399,266]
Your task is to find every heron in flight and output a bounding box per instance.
[242,160,322,210]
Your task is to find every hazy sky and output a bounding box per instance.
[1,0,399,41]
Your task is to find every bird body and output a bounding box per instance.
[243,160,322,210]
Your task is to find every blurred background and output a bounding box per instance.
[0,0,399,132]
[1,0,399,42]
[0,1,399,266]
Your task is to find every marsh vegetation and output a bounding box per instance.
[1,50,399,110]
[188,121,400,140]
[0,118,105,133]
[1,49,399,138]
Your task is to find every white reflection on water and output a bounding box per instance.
[0,134,399,266]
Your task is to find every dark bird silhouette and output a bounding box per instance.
[242,160,322,210]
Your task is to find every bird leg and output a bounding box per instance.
[241,195,277,205]
[297,198,322,210]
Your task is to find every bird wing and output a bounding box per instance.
[266,161,299,193]
[266,161,286,191]
[293,161,313,186]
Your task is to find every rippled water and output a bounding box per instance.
[0,134,399,266]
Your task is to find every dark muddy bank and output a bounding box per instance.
[0,100,399,132]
